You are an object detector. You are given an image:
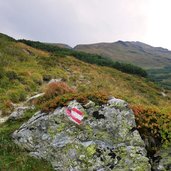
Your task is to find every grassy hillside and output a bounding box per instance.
[0,33,171,170]
[19,39,148,77]
[74,41,171,89]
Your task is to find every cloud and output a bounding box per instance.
[0,0,170,49]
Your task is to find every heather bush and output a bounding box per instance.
[38,91,109,112]
[43,82,76,99]
[131,105,171,148]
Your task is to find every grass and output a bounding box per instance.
[147,65,171,89]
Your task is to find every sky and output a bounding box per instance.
[0,0,171,49]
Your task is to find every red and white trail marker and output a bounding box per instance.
[66,107,84,125]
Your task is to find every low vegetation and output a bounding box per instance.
[43,82,76,99]
[148,65,171,89]
[132,105,171,156]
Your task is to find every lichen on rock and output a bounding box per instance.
[152,145,171,171]
[12,97,151,170]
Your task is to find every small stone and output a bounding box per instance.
[48,78,62,84]
[84,101,95,108]
[8,106,33,120]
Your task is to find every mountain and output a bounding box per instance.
[0,33,171,170]
[74,41,171,89]
[74,41,171,69]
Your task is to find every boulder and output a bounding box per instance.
[12,98,151,170]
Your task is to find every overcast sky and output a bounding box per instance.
[0,0,171,49]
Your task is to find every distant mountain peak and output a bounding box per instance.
[74,40,171,69]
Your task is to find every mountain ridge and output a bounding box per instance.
[74,40,171,69]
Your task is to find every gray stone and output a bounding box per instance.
[0,115,9,124]
[83,100,95,108]
[0,110,9,124]
[12,98,151,171]
[8,106,34,120]
[152,146,171,171]
[26,93,45,103]
[48,78,62,84]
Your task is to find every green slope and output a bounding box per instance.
[19,39,148,77]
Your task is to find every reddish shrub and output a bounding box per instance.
[131,105,171,147]
[4,100,13,109]
[38,90,109,112]
[44,82,75,99]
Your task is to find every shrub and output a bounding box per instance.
[43,82,76,99]
[131,105,171,148]
[37,91,109,112]
[6,71,19,80]
[4,100,13,109]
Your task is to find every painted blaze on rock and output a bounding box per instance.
[66,107,84,125]
[12,98,151,171]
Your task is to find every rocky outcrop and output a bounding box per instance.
[12,98,151,171]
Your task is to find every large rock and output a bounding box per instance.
[12,98,151,171]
